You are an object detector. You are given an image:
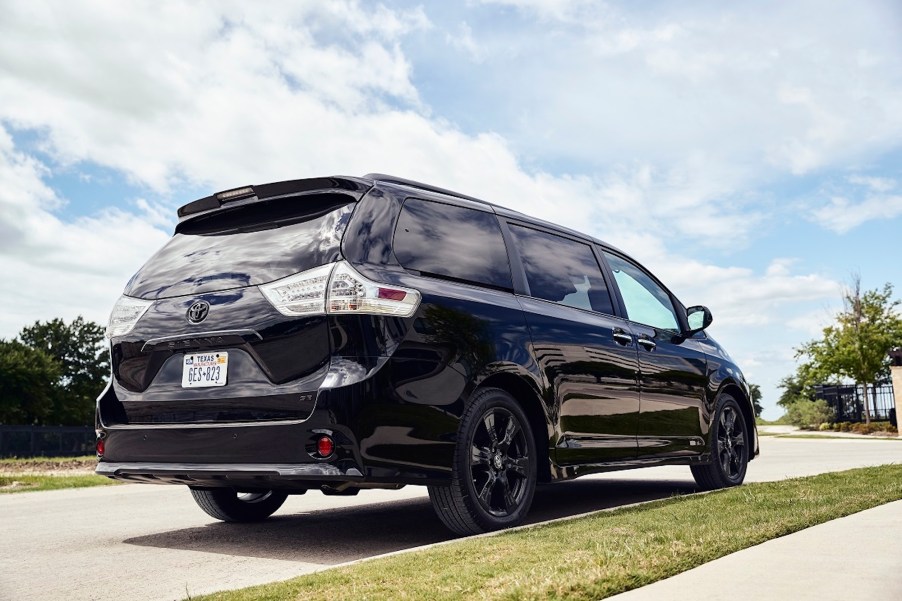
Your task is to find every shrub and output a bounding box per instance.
[785,398,834,430]
[818,422,832,431]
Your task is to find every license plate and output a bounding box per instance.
[181,352,228,388]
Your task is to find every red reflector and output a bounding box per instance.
[378,287,407,301]
[317,436,334,457]
[96,438,105,456]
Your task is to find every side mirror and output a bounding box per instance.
[686,305,713,334]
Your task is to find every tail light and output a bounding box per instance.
[261,261,421,318]
[107,295,153,338]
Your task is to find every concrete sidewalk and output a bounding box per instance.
[758,424,901,439]
[608,499,902,601]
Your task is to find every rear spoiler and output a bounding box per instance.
[176,176,372,222]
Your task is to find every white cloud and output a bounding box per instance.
[809,173,902,233]
[446,22,485,63]
[848,175,895,193]
[466,0,902,216]
[0,126,170,338]
[812,194,902,234]
[0,1,431,192]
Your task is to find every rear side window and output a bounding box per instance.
[393,198,513,289]
[508,225,614,315]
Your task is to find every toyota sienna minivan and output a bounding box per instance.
[96,173,758,534]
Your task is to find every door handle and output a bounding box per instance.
[612,329,633,346]
[638,336,657,351]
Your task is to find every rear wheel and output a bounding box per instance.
[691,393,749,490]
[189,487,288,522]
[428,388,537,535]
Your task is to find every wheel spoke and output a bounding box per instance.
[720,449,731,474]
[476,474,495,506]
[482,412,499,446]
[723,409,735,435]
[732,432,745,448]
[500,474,517,511]
[729,450,740,475]
[499,415,520,452]
[507,456,529,477]
[471,444,491,468]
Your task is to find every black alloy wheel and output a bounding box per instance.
[190,487,288,522]
[691,393,749,490]
[428,388,537,535]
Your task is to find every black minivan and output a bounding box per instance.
[97,174,758,534]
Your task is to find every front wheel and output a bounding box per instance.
[691,393,749,490]
[428,387,537,535]
[189,487,288,522]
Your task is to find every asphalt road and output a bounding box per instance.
[2,437,901,601]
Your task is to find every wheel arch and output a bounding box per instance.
[718,380,759,460]
[477,372,553,483]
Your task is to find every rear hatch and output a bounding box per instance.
[102,177,371,425]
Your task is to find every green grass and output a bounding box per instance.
[774,434,902,441]
[192,464,902,601]
[756,415,791,425]
[0,455,95,465]
[0,474,117,493]
[0,455,113,493]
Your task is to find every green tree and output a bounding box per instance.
[0,339,61,424]
[18,317,109,425]
[749,383,763,417]
[795,279,902,424]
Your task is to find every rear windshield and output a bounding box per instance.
[125,195,355,299]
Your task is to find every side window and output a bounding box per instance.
[603,252,680,331]
[509,225,614,314]
[393,198,513,289]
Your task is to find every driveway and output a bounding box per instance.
[2,437,900,601]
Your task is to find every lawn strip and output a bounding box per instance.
[0,474,116,493]
[193,464,902,601]
[0,455,98,470]
[775,434,902,441]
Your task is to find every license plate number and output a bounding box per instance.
[181,352,228,388]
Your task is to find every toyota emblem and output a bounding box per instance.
[187,301,210,324]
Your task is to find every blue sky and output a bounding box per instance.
[1,0,900,418]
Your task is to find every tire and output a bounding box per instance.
[189,487,288,522]
[428,387,537,536]
[691,393,750,490]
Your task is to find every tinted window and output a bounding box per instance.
[603,252,679,331]
[126,201,354,300]
[509,225,614,314]
[393,198,512,289]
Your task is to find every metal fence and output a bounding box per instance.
[0,425,95,458]
[814,383,895,423]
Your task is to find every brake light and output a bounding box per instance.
[327,262,420,316]
[378,288,407,301]
[260,261,421,318]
